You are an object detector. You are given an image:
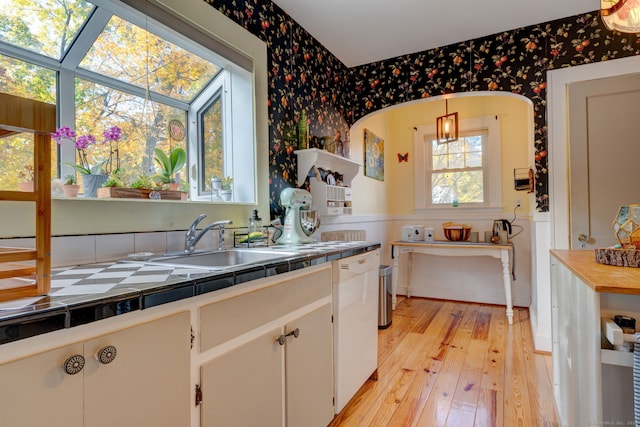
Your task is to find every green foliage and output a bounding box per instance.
[64,174,76,185]
[130,174,153,190]
[64,159,107,176]
[102,169,125,188]
[152,147,186,183]
[221,176,233,190]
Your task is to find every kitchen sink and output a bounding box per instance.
[139,248,300,270]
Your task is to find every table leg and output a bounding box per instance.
[391,247,399,310]
[406,252,412,298]
[501,249,514,325]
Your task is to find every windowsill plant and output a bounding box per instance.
[52,125,121,176]
[152,147,186,190]
[62,174,80,197]
[220,176,233,201]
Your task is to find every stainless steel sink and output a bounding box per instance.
[141,248,300,270]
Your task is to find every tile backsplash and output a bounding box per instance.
[0,230,218,267]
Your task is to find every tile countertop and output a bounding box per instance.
[551,249,640,294]
[0,241,381,346]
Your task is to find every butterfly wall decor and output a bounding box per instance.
[397,152,409,163]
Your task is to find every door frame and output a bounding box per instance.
[548,55,640,250]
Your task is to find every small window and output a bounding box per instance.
[200,94,224,193]
[430,131,487,205]
[414,115,501,213]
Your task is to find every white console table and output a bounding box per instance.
[391,241,514,325]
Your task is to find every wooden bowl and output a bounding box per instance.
[443,225,471,241]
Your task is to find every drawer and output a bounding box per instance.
[199,267,331,352]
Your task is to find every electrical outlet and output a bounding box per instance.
[514,199,522,209]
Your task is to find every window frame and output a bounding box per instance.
[1,0,258,204]
[414,115,502,217]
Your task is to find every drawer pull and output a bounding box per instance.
[97,345,117,364]
[276,328,300,346]
[63,354,85,375]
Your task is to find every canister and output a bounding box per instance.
[411,225,425,241]
[401,226,413,241]
[424,227,434,242]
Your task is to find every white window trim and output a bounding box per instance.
[414,115,502,218]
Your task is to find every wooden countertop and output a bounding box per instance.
[551,249,640,294]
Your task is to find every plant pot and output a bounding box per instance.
[211,178,222,190]
[220,189,232,201]
[62,184,80,197]
[168,182,180,191]
[17,182,33,192]
[82,174,108,197]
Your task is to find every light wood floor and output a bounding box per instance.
[329,297,558,427]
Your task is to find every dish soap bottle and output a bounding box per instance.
[248,209,263,243]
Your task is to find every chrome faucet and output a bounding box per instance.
[185,215,233,253]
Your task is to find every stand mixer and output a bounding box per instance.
[275,188,319,244]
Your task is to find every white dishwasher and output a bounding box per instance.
[332,249,380,413]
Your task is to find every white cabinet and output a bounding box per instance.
[295,149,361,216]
[0,311,191,427]
[551,252,639,427]
[197,266,334,427]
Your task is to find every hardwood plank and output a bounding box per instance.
[503,308,533,427]
[517,308,559,427]
[414,303,475,426]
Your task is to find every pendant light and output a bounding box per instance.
[436,98,458,144]
[601,0,640,33]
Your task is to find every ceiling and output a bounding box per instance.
[271,0,600,67]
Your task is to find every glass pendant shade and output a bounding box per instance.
[601,0,640,33]
[436,99,458,144]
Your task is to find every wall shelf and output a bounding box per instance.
[294,149,361,187]
[295,149,361,216]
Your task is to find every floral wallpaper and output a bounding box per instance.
[205,1,640,215]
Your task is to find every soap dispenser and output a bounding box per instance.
[248,209,263,242]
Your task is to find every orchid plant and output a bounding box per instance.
[52,125,122,175]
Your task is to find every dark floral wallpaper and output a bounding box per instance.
[205,1,640,215]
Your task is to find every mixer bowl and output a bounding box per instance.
[300,210,320,236]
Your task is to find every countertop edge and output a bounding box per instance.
[550,249,640,294]
[0,242,381,346]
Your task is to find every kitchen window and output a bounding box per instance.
[413,115,502,215]
[0,0,256,202]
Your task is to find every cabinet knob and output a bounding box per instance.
[63,354,85,375]
[97,345,117,364]
[276,328,301,345]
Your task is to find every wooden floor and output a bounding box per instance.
[329,297,558,427]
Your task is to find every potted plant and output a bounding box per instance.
[17,165,34,192]
[220,176,233,201]
[52,125,121,197]
[62,174,80,197]
[152,147,186,190]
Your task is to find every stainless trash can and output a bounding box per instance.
[378,265,392,329]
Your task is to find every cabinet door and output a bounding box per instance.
[83,311,191,427]
[285,303,334,427]
[200,326,284,427]
[0,342,84,427]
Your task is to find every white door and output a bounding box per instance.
[568,73,640,249]
[200,326,284,427]
[84,311,191,427]
[285,303,334,427]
